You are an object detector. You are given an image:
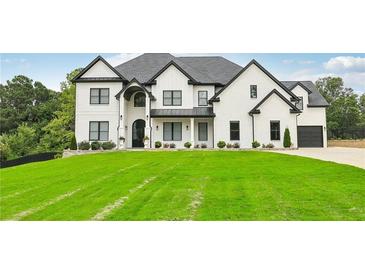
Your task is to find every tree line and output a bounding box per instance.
[0,72,364,161]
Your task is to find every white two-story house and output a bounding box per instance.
[73,54,329,149]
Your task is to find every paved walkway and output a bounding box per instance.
[272,147,365,169]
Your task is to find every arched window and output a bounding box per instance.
[134,92,146,107]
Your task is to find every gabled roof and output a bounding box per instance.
[115,78,155,100]
[145,60,198,84]
[72,55,128,83]
[281,81,329,107]
[114,53,241,85]
[249,89,301,115]
[209,59,299,103]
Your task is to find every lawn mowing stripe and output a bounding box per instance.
[92,163,182,221]
[92,176,157,221]
[9,188,82,221]
[3,164,142,220]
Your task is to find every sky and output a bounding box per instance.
[1,53,364,94]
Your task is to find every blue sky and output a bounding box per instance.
[1,53,364,94]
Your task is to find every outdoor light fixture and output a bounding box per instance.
[125,125,128,130]
[186,125,189,130]
[156,125,159,130]
[120,115,123,119]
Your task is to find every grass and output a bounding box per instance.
[0,151,364,221]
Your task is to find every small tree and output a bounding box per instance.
[70,134,77,150]
[283,128,291,148]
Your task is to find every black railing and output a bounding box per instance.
[327,128,365,139]
[0,152,60,168]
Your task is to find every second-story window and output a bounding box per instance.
[163,90,182,106]
[134,92,146,107]
[198,91,208,106]
[295,96,303,110]
[250,85,257,98]
[90,88,109,104]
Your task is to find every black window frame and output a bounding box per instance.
[230,121,240,141]
[163,90,182,106]
[198,122,208,141]
[270,121,280,141]
[250,85,257,98]
[295,96,303,110]
[198,90,208,106]
[134,92,146,107]
[89,121,109,141]
[163,122,182,141]
[90,88,110,104]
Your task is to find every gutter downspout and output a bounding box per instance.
[149,97,152,148]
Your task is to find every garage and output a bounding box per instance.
[297,126,323,147]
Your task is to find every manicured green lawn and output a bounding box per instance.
[1,151,364,220]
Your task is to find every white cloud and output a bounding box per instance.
[106,53,142,66]
[324,56,365,72]
[282,59,294,64]
[298,60,315,65]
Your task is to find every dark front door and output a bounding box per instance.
[132,119,145,147]
[297,126,323,147]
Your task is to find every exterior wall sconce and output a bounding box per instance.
[125,125,128,130]
[186,125,189,130]
[146,115,149,119]
[120,115,123,120]
[156,125,159,130]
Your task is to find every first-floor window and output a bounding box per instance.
[163,122,182,141]
[230,121,240,140]
[198,122,208,141]
[89,121,109,141]
[295,96,303,110]
[270,121,280,140]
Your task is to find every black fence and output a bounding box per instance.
[327,128,365,139]
[0,152,60,169]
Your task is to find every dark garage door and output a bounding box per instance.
[298,126,323,147]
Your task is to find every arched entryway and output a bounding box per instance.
[132,119,145,148]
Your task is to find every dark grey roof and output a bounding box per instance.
[114,54,242,85]
[150,107,215,117]
[281,81,329,107]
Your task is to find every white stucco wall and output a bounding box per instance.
[213,63,294,148]
[81,60,119,78]
[151,65,193,109]
[253,93,298,148]
[75,82,122,144]
[291,85,327,147]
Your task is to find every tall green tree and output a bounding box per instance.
[39,68,82,151]
[316,77,362,131]
[0,76,60,135]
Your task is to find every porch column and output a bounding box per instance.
[144,95,151,148]
[119,96,125,149]
[190,118,195,148]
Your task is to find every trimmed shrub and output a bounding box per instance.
[226,143,233,148]
[201,143,207,149]
[184,142,192,148]
[194,144,200,148]
[217,141,226,149]
[266,143,275,149]
[91,141,101,150]
[155,141,162,148]
[163,143,170,148]
[101,141,116,150]
[70,134,77,150]
[283,128,291,148]
[252,140,260,148]
[261,144,266,148]
[169,143,176,148]
[78,141,90,150]
[233,142,240,148]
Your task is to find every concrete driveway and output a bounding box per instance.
[272,147,365,169]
